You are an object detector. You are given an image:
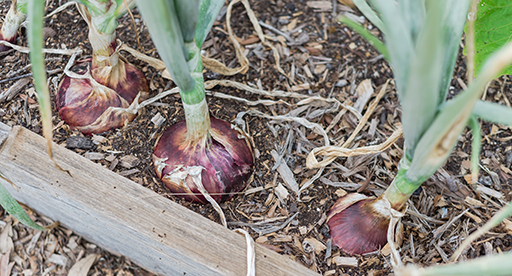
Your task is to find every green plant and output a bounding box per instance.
[307,0,512,256]
[135,0,254,203]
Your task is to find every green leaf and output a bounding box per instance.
[406,38,512,183]
[336,16,389,60]
[470,0,512,76]
[27,0,55,162]
[175,0,201,43]
[437,0,471,104]
[368,0,414,97]
[195,0,224,48]
[0,174,45,231]
[467,115,481,186]
[134,0,195,94]
[472,100,512,125]
[418,251,512,276]
[352,0,384,31]
[399,0,444,157]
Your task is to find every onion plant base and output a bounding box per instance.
[56,58,148,135]
[153,117,254,204]
[0,33,17,52]
[327,193,392,255]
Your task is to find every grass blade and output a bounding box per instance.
[0,173,45,231]
[337,15,389,60]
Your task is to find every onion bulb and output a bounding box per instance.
[153,116,254,203]
[56,53,148,135]
[327,193,391,255]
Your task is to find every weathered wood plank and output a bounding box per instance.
[0,124,319,276]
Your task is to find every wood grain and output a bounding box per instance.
[0,124,319,276]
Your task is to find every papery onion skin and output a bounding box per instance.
[153,117,254,203]
[56,58,148,135]
[327,196,389,255]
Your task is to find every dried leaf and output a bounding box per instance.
[68,254,98,276]
[0,252,14,276]
[0,223,13,254]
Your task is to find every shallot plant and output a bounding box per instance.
[134,0,254,203]
[310,0,512,255]
[0,0,26,52]
[56,0,148,135]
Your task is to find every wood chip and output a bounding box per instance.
[334,256,358,267]
[465,196,484,207]
[503,219,512,235]
[303,237,326,254]
[47,254,67,266]
[291,83,310,91]
[117,168,140,177]
[0,78,31,103]
[274,183,289,200]
[119,155,140,169]
[91,135,107,144]
[463,211,483,224]
[66,136,94,150]
[240,36,260,45]
[306,1,333,12]
[476,185,504,199]
[151,112,165,126]
[335,188,347,197]
[271,150,299,195]
[84,152,105,161]
[273,235,293,242]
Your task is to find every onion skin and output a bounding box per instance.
[56,57,148,135]
[0,32,16,52]
[153,117,254,203]
[327,194,389,255]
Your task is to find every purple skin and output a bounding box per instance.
[153,117,254,203]
[56,57,148,135]
[0,32,16,52]
[327,197,389,255]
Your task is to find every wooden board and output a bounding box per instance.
[0,124,319,276]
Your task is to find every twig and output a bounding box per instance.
[257,20,294,42]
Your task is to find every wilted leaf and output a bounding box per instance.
[68,254,98,276]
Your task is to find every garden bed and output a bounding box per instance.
[1,0,512,275]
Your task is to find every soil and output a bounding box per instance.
[1,0,512,275]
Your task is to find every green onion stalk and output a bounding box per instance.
[316,0,512,255]
[135,0,254,203]
[56,0,148,135]
[0,0,27,52]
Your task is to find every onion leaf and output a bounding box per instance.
[0,173,45,231]
[27,0,55,163]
